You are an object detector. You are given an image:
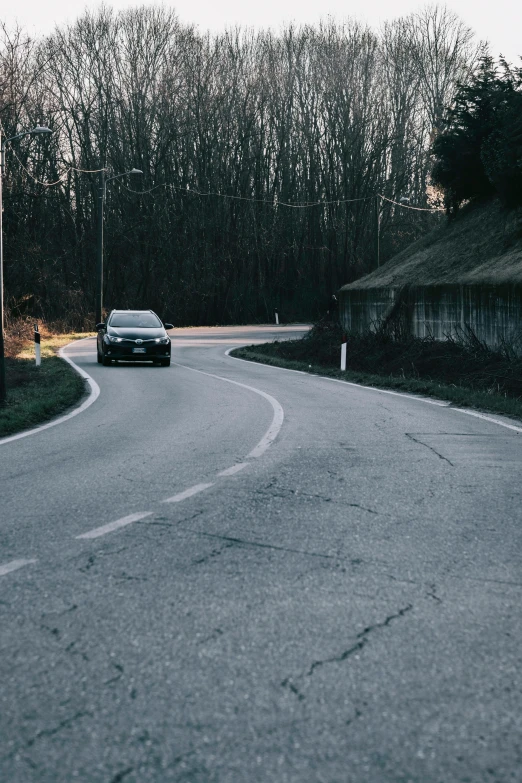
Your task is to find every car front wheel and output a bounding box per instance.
[102,355,112,366]
[160,358,171,367]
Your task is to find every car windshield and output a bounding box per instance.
[109,313,162,328]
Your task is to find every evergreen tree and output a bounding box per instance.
[432,55,522,213]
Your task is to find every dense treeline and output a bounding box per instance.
[1,6,477,326]
[432,56,522,214]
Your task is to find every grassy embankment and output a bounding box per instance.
[0,322,93,438]
[231,320,522,421]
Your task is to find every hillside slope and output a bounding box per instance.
[343,200,522,290]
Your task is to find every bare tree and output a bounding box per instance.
[0,4,475,326]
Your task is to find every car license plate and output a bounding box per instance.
[132,347,146,354]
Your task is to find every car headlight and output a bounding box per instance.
[155,337,170,344]
[107,335,123,343]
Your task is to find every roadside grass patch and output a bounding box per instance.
[0,331,93,438]
[231,320,522,421]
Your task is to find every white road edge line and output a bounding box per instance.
[172,360,284,459]
[225,348,447,406]
[0,559,38,577]
[0,337,100,446]
[226,347,522,435]
[218,463,249,476]
[451,407,522,434]
[163,483,215,503]
[76,511,152,540]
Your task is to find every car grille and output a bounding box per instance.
[119,338,157,344]
[108,343,169,356]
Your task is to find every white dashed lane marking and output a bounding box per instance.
[0,559,38,577]
[76,511,153,540]
[218,463,249,476]
[162,483,215,503]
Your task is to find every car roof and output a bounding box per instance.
[109,309,157,316]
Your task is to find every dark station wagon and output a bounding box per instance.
[96,310,173,366]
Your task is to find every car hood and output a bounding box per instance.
[108,327,167,340]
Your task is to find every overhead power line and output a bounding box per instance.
[5,146,444,212]
[378,193,444,212]
[123,181,375,207]
[123,183,443,212]
[6,144,105,186]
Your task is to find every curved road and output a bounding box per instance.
[1,325,521,783]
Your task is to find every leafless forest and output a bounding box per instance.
[0,5,478,326]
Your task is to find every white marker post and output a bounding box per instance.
[34,323,41,367]
[340,334,347,371]
[275,310,279,325]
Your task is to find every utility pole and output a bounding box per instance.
[375,194,381,269]
[95,167,105,325]
[0,128,5,404]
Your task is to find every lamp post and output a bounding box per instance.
[0,124,52,404]
[95,167,143,325]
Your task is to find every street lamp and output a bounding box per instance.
[0,124,53,403]
[95,167,143,325]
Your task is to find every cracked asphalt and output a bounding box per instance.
[1,325,522,782]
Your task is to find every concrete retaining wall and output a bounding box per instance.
[339,284,522,350]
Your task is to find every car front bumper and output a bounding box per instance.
[104,344,171,361]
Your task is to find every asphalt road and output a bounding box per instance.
[1,325,521,783]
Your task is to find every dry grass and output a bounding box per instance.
[4,315,93,357]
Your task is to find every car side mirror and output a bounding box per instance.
[96,322,105,330]
[164,323,174,330]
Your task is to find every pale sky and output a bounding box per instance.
[4,0,522,65]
